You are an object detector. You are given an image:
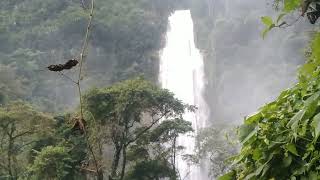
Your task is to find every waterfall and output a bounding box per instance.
[159,10,209,180]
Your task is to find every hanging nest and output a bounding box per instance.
[47,59,79,72]
[71,117,87,134]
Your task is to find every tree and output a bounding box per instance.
[28,146,74,180]
[83,78,194,180]
[26,115,89,180]
[194,126,238,178]
[148,118,194,174]
[124,118,194,180]
[124,160,176,180]
[0,102,53,180]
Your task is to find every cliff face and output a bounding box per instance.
[189,0,310,124]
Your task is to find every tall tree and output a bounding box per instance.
[84,78,194,180]
[28,146,74,180]
[0,102,53,179]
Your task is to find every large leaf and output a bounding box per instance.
[239,124,257,144]
[245,112,262,125]
[255,163,265,176]
[311,112,320,140]
[261,16,274,27]
[287,110,306,130]
[304,91,320,119]
[283,155,293,167]
[217,171,236,180]
[276,13,287,24]
[261,16,275,39]
[286,143,299,156]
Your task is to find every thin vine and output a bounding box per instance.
[75,0,101,177]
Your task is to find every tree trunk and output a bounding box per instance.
[8,141,13,180]
[97,169,104,180]
[173,137,176,174]
[119,145,127,180]
[110,145,122,180]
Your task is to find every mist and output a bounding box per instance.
[190,0,312,124]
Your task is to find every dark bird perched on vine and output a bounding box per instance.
[47,64,65,72]
[47,59,79,72]
[63,59,79,69]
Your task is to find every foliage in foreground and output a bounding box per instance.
[220,34,320,179]
[261,0,320,38]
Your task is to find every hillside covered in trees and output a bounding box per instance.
[0,0,187,112]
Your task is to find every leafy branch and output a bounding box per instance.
[260,0,320,38]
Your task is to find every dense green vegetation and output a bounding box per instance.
[0,0,185,112]
[0,78,194,180]
[220,0,320,179]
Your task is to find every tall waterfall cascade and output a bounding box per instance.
[159,10,209,180]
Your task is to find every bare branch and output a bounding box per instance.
[126,110,169,145]
[12,130,33,140]
[58,72,78,85]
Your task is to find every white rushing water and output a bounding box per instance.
[159,10,209,180]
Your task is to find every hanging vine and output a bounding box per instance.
[46,0,101,178]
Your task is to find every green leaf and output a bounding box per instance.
[286,143,299,156]
[245,112,262,125]
[287,110,306,130]
[261,16,275,39]
[299,63,317,80]
[261,24,275,39]
[284,0,300,12]
[276,13,286,24]
[262,28,269,39]
[255,164,265,176]
[308,171,317,180]
[239,124,258,144]
[311,112,320,140]
[244,173,256,180]
[218,171,236,180]
[304,91,320,119]
[283,155,292,167]
[252,149,262,161]
[261,16,274,27]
